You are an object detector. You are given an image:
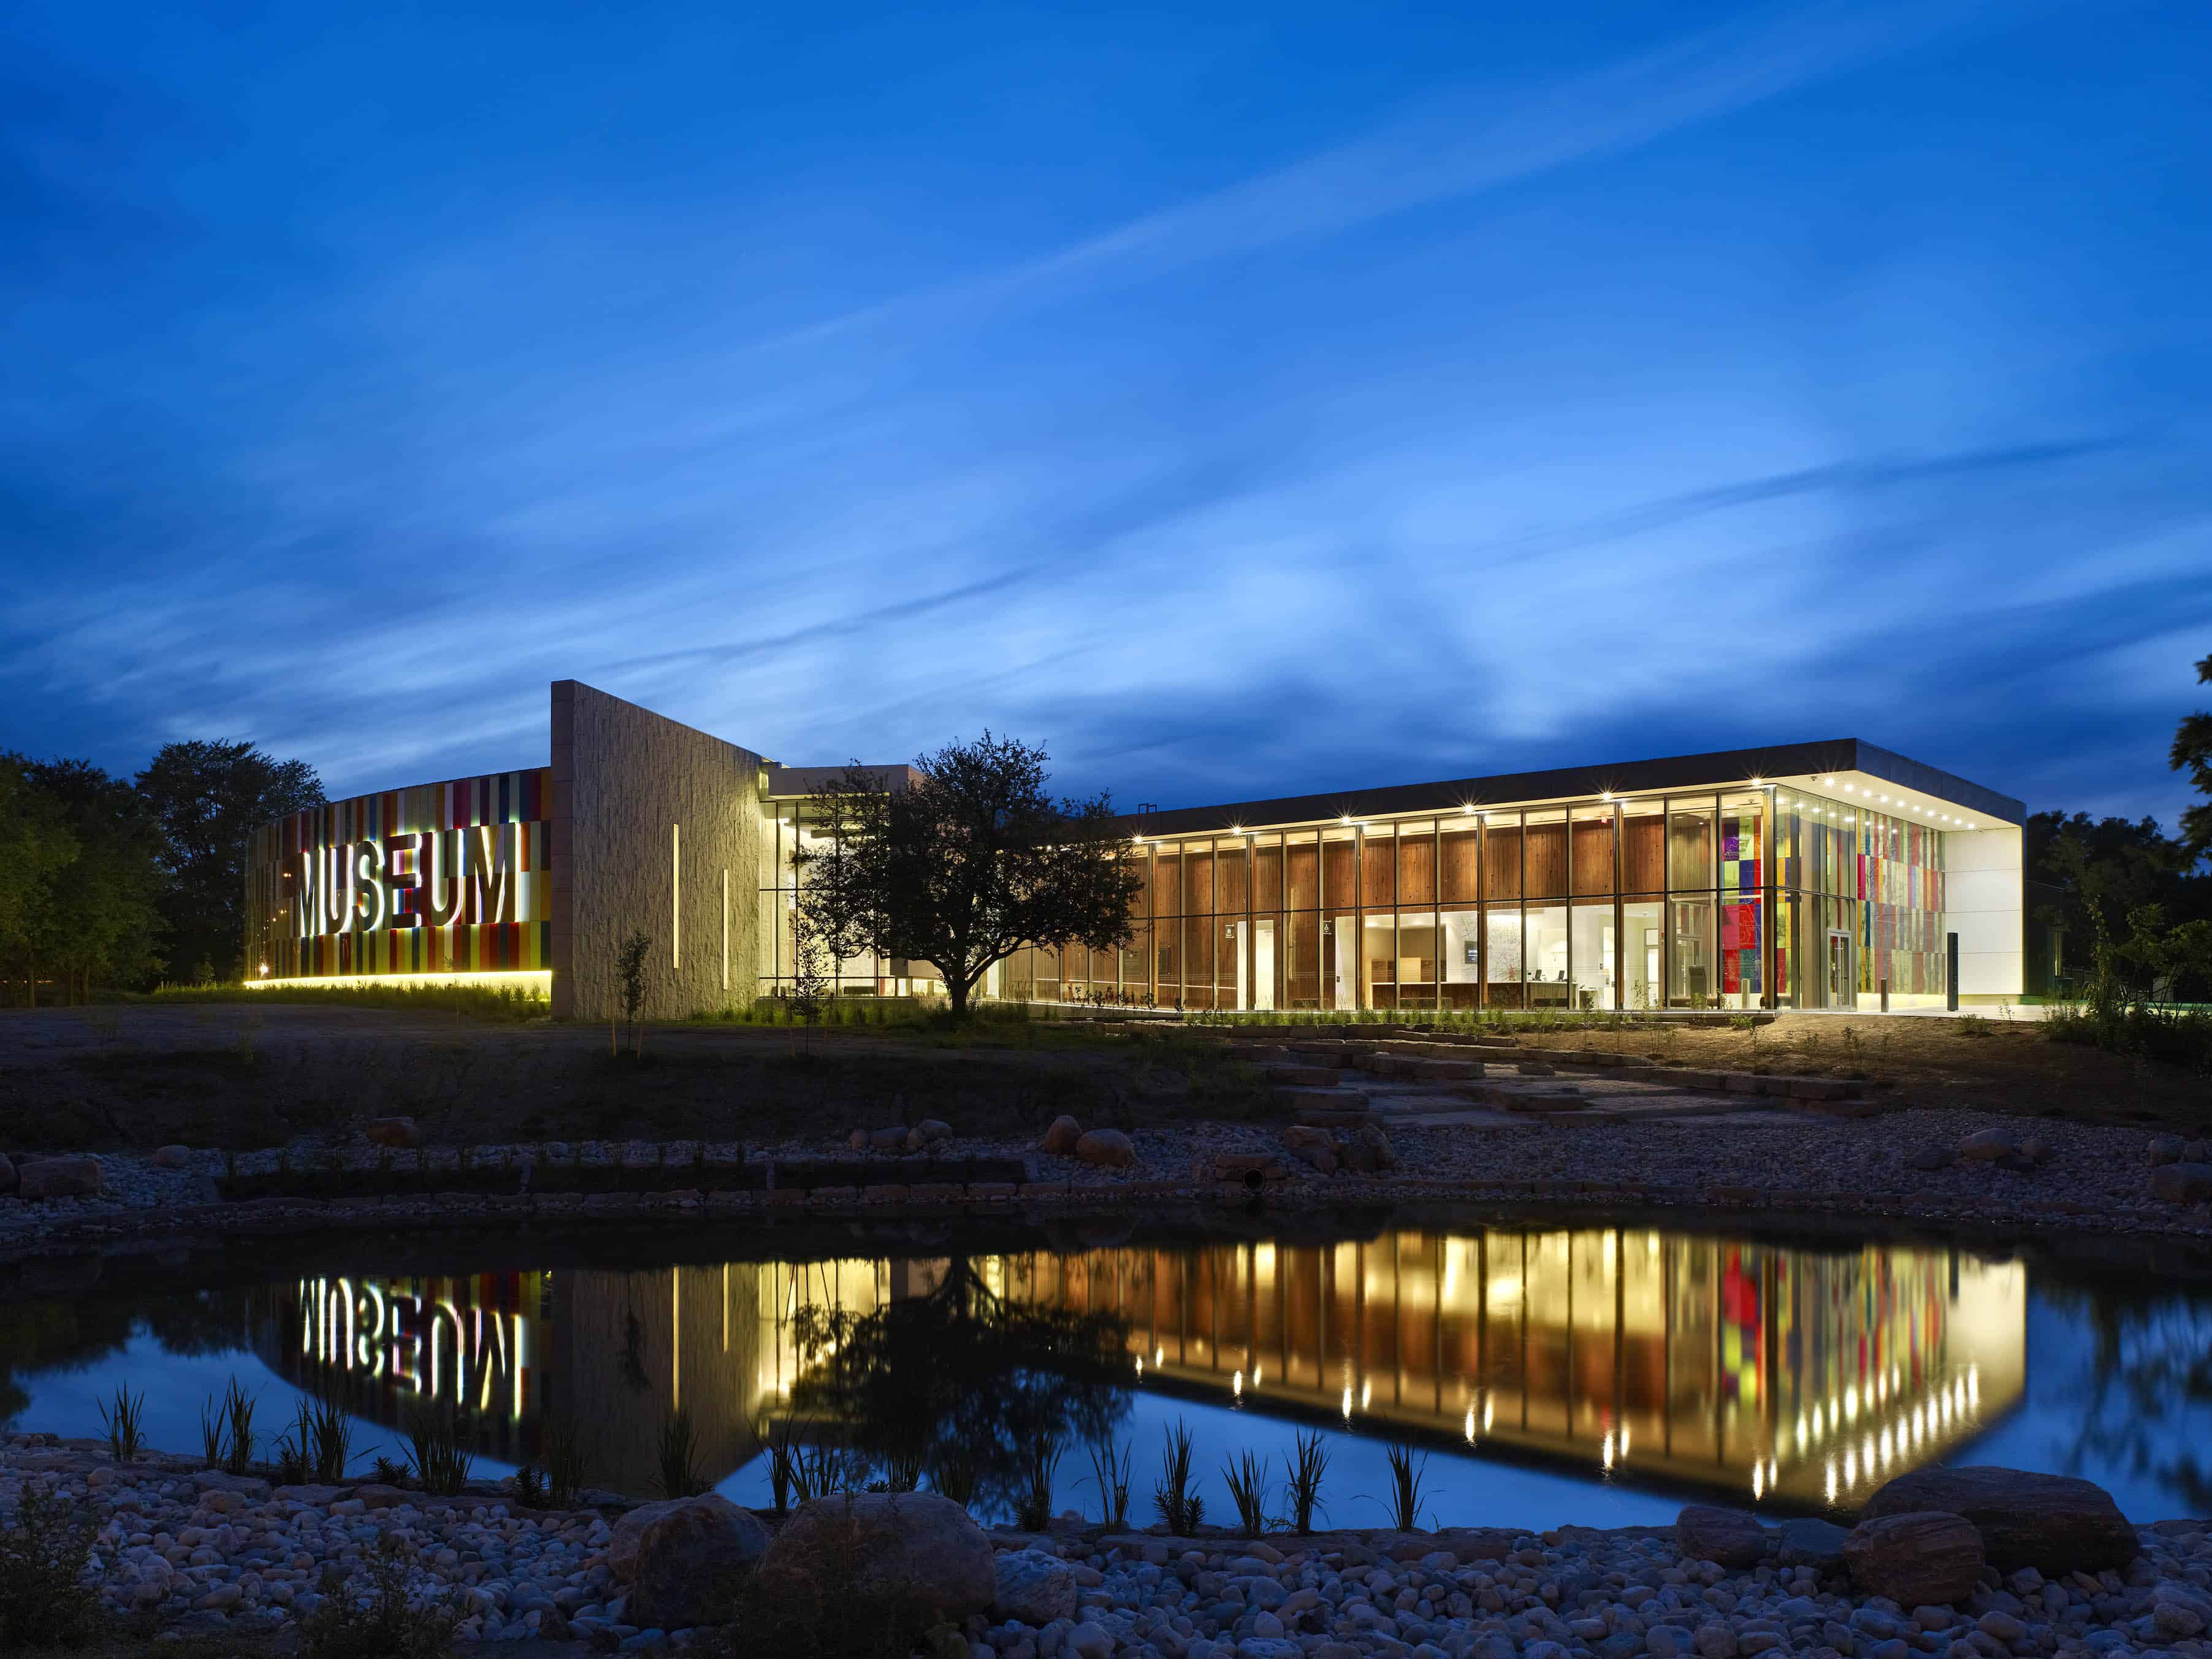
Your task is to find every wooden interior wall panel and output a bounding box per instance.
[1571,821,1616,895]
[1525,823,1568,896]
[1485,827,1523,899]
[1153,854,1181,920]
[1289,912,1321,1002]
[1668,819,1712,891]
[1362,838,1397,909]
[1187,849,1215,918]
[1254,847,1284,912]
[1287,844,1318,910]
[1216,847,1248,915]
[1323,841,1356,908]
[1440,830,1479,903]
[1397,835,1436,906]
[1624,817,1666,893]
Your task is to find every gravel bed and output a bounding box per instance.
[11,1438,2212,1657]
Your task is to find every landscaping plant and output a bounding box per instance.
[1153,1419,1204,1535]
[0,1482,99,1649]
[96,1382,147,1463]
[295,1531,454,1659]
[1284,1427,1331,1534]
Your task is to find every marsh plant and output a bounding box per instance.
[1014,1436,1063,1532]
[1379,1441,1434,1531]
[1083,1436,1132,1529]
[96,1382,147,1463]
[1284,1428,1332,1534]
[544,1424,588,1508]
[655,1408,709,1498]
[403,1405,475,1497]
[1153,1420,1203,1535]
[1223,1447,1272,1534]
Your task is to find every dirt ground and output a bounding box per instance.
[0,1003,1278,1155]
[2,1002,2205,1157]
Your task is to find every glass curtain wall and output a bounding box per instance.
[1776,788,1948,1009]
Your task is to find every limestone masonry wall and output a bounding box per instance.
[551,679,766,1021]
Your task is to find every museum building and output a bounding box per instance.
[243,681,2025,1021]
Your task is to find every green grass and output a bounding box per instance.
[147,980,549,1021]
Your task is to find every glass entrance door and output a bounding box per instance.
[1826,930,1854,1009]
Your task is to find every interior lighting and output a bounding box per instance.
[1465,1409,1476,1443]
[1232,1370,1243,1397]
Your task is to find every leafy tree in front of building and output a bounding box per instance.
[20,759,168,1004]
[796,733,1144,1020]
[134,738,322,983]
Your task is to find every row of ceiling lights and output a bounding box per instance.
[1134,777,1980,843]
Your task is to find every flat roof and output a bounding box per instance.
[1112,738,2024,837]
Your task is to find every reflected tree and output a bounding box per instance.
[2040,1280,2212,1514]
[785,1257,1132,1520]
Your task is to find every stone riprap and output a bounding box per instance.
[9,1096,2212,1262]
[9,1436,2212,1658]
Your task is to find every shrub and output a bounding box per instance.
[694,1497,960,1659]
[0,1482,100,1648]
[296,1533,454,1659]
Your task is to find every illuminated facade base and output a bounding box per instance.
[245,686,2025,1021]
[243,971,552,997]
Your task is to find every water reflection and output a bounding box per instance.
[253,1226,2023,1508]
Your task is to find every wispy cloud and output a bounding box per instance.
[757,1,1998,354]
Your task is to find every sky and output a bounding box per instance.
[3,0,2209,825]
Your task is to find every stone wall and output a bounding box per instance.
[551,680,767,1021]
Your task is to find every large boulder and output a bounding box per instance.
[151,1145,196,1169]
[1042,1116,1082,1155]
[1843,1511,1985,1606]
[2151,1163,2212,1205]
[1860,1466,2138,1573]
[1676,1505,1769,1569]
[17,1156,102,1200]
[1074,1129,1135,1169]
[607,1497,714,1581]
[1282,1124,1339,1173]
[755,1492,995,1622]
[1956,1127,2018,1162]
[625,1494,772,1630]
[994,1547,1078,1624]
[1776,1517,1852,1571]
[365,1116,421,1148]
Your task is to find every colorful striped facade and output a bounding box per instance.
[245,768,554,982]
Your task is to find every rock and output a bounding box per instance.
[1844,1512,1985,1606]
[152,1145,196,1169]
[1905,1146,1954,1172]
[847,1129,870,1153]
[905,1119,953,1151]
[1676,1506,1769,1569]
[0,1153,14,1194]
[626,1495,772,1630]
[1777,1516,1853,1571]
[993,1548,1077,1625]
[2150,1163,2212,1205]
[1067,1619,1114,1659]
[607,1499,708,1582]
[191,1470,270,1497]
[868,1127,908,1151]
[2148,1135,2187,1165]
[17,1156,103,1200]
[1074,1129,1135,1169]
[1861,1465,2138,1572]
[2153,1584,2212,1638]
[365,1116,421,1148]
[1957,1128,2018,1162]
[1356,1121,1396,1171]
[1042,1116,1083,1155]
[2017,1137,2053,1166]
[755,1492,994,1621]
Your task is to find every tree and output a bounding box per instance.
[2176,650,2212,861]
[134,740,322,984]
[19,759,167,1002]
[797,734,1144,1019]
[614,929,652,1057]
[0,756,79,1006]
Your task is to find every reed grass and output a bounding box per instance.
[96,1384,147,1463]
[1152,1420,1203,1535]
[403,1404,475,1497]
[1380,1441,1432,1531]
[1223,1447,1271,1534]
[1283,1428,1331,1534]
[654,1409,708,1498]
[1083,1436,1132,1529]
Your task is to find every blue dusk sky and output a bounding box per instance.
[3,1,2209,823]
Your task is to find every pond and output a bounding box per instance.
[6,1211,2210,1531]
